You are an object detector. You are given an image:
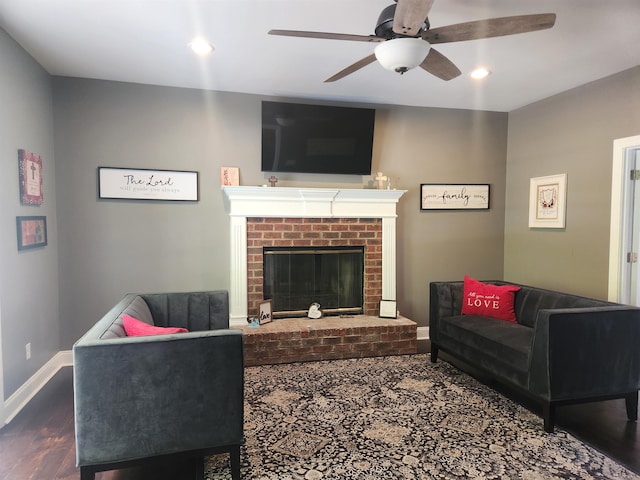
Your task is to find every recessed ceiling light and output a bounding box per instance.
[189,37,214,56]
[470,67,491,80]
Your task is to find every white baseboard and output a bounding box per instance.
[417,326,429,341]
[3,350,73,425]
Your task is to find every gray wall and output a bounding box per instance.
[377,107,508,317]
[504,67,640,299]
[0,28,59,399]
[53,77,508,347]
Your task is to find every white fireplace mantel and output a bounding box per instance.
[222,186,406,218]
[222,186,407,326]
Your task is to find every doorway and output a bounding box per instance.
[608,134,640,304]
[0,298,4,427]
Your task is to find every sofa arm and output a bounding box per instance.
[429,281,464,343]
[73,329,244,466]
[528,306,640,401]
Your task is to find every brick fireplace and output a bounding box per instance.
[223,186,406,327]
[248,217,381,317]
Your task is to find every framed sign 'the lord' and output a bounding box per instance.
[98,167,199,201]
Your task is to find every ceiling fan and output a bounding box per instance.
[268,0,556,82]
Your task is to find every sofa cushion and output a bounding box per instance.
[123,314,188,336]
[122,295,154,325]
[512,287,611,328]
[462,276,520,323]
[438,315,533,379]
[101,295,154,339]
[141,291,229,331]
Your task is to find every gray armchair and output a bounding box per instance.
[73,291,243,480]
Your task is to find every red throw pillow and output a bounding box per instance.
[461,276,520,323]
[122,314,189,336]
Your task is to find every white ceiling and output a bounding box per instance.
[1,0,639,112]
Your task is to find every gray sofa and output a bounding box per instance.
[430,280,640,432]
[73,291,243,480]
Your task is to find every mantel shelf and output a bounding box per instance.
[222,186,407,218]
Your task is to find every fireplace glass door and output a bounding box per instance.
[263,246,364,317]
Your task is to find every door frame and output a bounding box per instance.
[0,299,5,427]
[608,134,640,302]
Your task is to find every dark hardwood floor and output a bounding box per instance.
[1,345,639,479]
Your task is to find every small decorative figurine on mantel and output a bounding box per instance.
[246,317,260,328]
[268,175,279,187]
[375,171,388,190]
[307,302,323,319]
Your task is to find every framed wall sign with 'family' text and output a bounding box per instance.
[420,184,490,210]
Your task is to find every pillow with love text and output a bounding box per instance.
[461,276,520,323]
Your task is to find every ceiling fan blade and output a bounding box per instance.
[422,13,556,44]
[393,0,435,36]
[419,48,461,81]
[269,29,383,43]
[325,54,378,83]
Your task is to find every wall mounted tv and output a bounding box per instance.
[261,101,375,175]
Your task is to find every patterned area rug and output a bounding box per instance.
[206,355,639,479]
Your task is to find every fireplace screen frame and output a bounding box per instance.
[263,245,365,318]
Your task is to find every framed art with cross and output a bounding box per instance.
[18,149,43,205]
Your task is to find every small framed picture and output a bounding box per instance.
[19,149,44,205]
[221,167,240,186]
[528,173,567,228]
[379,300,397,319]
[259,300,273,324]
[17,216,47,250]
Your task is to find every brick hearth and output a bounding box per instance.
[239,315,417,366]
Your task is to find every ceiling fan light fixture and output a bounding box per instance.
[374,38,430,74]
[188,37,214,56]
[470,67,491,79]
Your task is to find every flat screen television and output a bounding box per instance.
[261,101,375,175]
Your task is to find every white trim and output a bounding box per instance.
[229,216,248,326]
[2,350,73,426]
[222,186,406,219]
[0,302,4,426]
[381,217,398,301]
[609,135,640,301]
[417,326,430,341]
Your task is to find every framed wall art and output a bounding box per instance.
[379,300,398,319]
[18,149,43,205]
[420,184,490,210]
[98,167,199,201]
[16,216,47,250]
[528,173,567,228]
[220,167,240,186]
[259,300,273,325]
